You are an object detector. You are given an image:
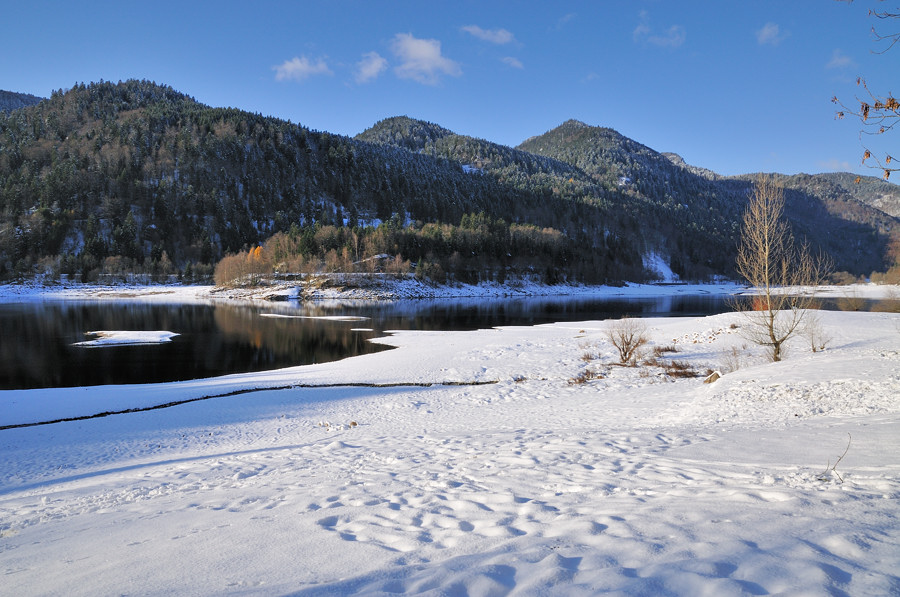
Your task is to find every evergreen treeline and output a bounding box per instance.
[517,120,900,277]
[0,80,647,284]
[358,117,741,279]
[0,81,623,282]
[0,90,44,113]
[1,80,898,286]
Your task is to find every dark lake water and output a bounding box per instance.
[1,293,736,390]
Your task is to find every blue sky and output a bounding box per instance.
[3,1,897,177]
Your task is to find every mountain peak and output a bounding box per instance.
[356,116,456,152]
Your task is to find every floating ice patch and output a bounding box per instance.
[259,314,370,322]
[73,330,180,347]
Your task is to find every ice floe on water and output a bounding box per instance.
[258,313,370,321]
[71,330,180,347]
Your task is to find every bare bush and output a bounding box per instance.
[663,360,702,378]
[606,316,649,365]
[568,369,603,385]
[653,344,679,357]
[836,290,867,312]
[720,344,748,374]
[803,311,832,353]
[882,285,900,309]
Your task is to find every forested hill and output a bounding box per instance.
[357,116,743,279]
[518,120,900,276]
[0,80,646,283]
[1,79,898,284]
[0,90,44,113]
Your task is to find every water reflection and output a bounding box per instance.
[1,294,736,390]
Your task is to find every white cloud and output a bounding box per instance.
[634,12,685,48]
[756,22,788,46]
[501,56,524,69]
[633,9,650,41]
[462,25,515,44]
[650,25,686,48]
[817,158,853,172]
[632,23,650,41]
[273,56,332,82]
[556,13,576,30]
[827,49,856,69]
[354,51,388,84]
[390,33,462,85]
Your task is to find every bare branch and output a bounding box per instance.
[833,2,900,179]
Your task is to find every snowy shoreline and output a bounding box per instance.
[2,276,898,305]
[1,283,899,595]
[0,277,748,304]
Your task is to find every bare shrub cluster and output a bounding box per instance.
[803,311,832,353]
[719,345,747,374]
[568,369,604,385]
[836,290,867,312]
[606,316,649,365]
[663,360,706,378]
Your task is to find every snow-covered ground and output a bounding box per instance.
[0,277,747,303]
[1,284,899,595]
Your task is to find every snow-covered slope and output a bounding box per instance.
[1,302,898,595]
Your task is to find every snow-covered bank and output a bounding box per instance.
[2,276,899,305]
[0,277,747,304]
[1,309,899,595]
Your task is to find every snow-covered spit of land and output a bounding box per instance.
[1,282,899,595]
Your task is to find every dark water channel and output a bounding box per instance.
[1,293,736,390]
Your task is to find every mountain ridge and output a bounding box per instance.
[1,79,898,284]
[0,89,44,113]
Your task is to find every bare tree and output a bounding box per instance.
[735,177,831,362]
[606,316,649,364]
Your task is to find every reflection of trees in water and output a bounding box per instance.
[212,306,386,365]
[2,295,745,389]
[0,304,56,387]
[0,302,387,389]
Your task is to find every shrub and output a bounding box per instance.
[830,270,860,285]
[720,345,747,373]
[803,311,832,352]
[606,316,649,364]
[568,369,603,385]
[836,291,867,312]
[653,344,679,357]
[663,360,701,378]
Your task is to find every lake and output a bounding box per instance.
[1,293,736,389]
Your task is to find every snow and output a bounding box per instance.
[258,313,371,322]
[0,277,745,304]
[72,330,180,347]
[642,252,678,283]
[1,285,899,595]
